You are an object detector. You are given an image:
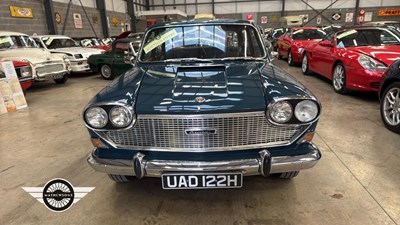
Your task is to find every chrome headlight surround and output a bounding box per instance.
[19,66,32,77]
[267,98,320,125]
[83,103,136,130]
[268,101,293,124]
[84,107,108,129]
[109,106,134,128]
[294,100,319,123]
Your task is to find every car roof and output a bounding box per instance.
[0,31,28,36]
[148,19,252,29]
[31,35,72,39]
[292,27,321,30]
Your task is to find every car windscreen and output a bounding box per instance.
[42,37,80,49]
[336,29,400,48]
[292,29,326,40]
[139,24,266,62]
[0,35,38,49]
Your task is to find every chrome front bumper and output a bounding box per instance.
[87,144,321,178]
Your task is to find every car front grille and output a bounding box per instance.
[36,63,64,75]
[100,112,308,152]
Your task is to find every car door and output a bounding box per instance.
[111,42,133,76]
[310,32,335,77]
[280,31,292,57]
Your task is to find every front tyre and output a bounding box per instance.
[273,171,300,179]
[54,74,69,84]
[108,174,135,183]
[332,62,347,94]
[100,64,114,80]
[287,49,295,66]
[380,82,400,133]
[301,53,311,75]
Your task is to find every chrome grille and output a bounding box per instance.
[36,63,64,75]
[101,112,307,151]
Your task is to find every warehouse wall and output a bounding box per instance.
[151,0,400,25]
[0,0,130,38]
[0,0,48,35]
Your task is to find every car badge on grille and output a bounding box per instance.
[195,97,206,103]
[185,128,217,135]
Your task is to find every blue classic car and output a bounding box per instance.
[83,19,322,189]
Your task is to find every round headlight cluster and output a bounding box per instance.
[85,107,108,128]
[84,105,134,129]
[109,106,133,127]
[269,99,319,124]
[269,101,293,123]
[294,100,319,122]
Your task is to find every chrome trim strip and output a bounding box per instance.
[87,143,321,177]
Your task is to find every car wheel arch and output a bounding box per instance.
[380,78,400,100]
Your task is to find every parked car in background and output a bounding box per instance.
[277,27,325,66]
[0,31,70,84]
[0,60,33,93]
[379,59,400,134]
[88,38,136,80]
[31,35,105,72]
[267,27,288,51]
[302,26,400,94]
[77,37,110,51]
[84,19,322,188]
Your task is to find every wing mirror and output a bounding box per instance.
[319,40,332,47]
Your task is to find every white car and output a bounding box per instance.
[31,35,105,72]
[0,31,70,83]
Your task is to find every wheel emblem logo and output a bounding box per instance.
[22,178,94,212]
[42,179,75,212]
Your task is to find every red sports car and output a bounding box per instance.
[276,27,326,66]
[302,26,400,94]
[0,60,33,93]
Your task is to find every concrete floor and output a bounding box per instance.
[1,60,399,225]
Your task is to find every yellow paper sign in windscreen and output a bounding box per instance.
[143,29,178,54]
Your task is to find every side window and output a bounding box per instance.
[247,27,263,57]
[33,38,44,48]
[380,30,400,45]
[323,32,335,42]
[285,32,291,38]
[114,43,129,54]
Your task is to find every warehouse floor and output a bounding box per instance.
[1,60,399,225]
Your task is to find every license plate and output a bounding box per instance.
[53,74,64,79]
[161,172,243,190]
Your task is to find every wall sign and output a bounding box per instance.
[378,9,400,17]
[260,16,267,24]
[9,5,33,18]
[55,12,62,24]
[364,12,372,22]
[246,14,253,20]
[112,17,118,27]
[316,15,321,25]
[345,13,353,23]
[332,13,341,21]
[73,13,83,29]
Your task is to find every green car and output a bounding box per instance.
[88,38,138,80]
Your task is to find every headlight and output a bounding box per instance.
[109,106,133,127]
[294,100,319,122]
[358,55,386,72]
[19,66,32,77]
[85,107,108,128]
[269,101,293,123]
[63,55,71,63]
[298,48,304,53]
